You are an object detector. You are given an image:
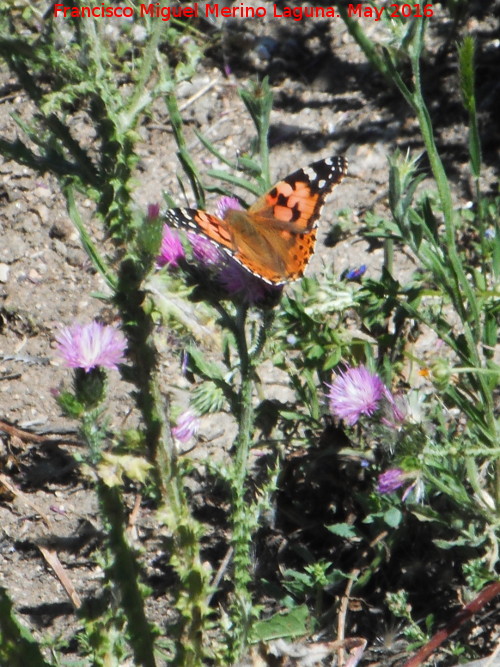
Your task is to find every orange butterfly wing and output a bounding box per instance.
[165,156,348,284]
[164,207,236,252]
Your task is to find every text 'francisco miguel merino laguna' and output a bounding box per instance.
[53,3,432,22]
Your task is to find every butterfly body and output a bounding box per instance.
[165,156,347,285]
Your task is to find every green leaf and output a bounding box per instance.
[187,346,225,382]
[236,156,263,176]
[326,523,358,539]
[279,409,306,421]
[384,507,403,528]
[205,169,262,197]
[193,128,239,171]
[251,605,309,643]
[458,37,475,113]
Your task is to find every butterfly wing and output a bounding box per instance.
[237,156,348,281]
[164,205,288,283]
[248,156,348,232]
[164,207,236,252]
[165,156,348,284]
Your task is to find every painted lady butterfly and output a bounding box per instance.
[164,156,348,285]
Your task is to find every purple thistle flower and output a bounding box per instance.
[215,195,242,219]
[216,260,283,305]
[377,468,424,502]
[377,468,406,494]
[188,231,223,265]
[172,410,200,443]
[55,321,127,373]
[327,365,387,425]
[157,225,185,268]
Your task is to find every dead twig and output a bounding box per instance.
[0,418,82,447]
[179,78,219,112]
[0,473,82,610]
[337,530,388,666]
[206,546,234,606]
[402,581,500,667]
[38,545,82,610]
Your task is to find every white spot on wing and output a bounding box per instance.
[302,167,317,181]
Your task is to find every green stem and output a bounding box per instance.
[336,3,392,82]
[165,91,205,208]
[122,19,163,129]
[452,367,500,376]
[97,483,157,667]
[63,184,116,289]
[115,259,174,498]
[226,304,260,662]
[116,263,213,665]
[384,237,394,277]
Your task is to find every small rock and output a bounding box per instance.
[49,217,73,240]
[20,214,39,234]
[1,234,27,262]
[0,263,9,283]
[33,185,51,199]
[66,248,84,267]
[28,268,41,282]
[35,203,50,224]
[52,239,68,257]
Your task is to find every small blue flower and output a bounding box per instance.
[344,265,367,280]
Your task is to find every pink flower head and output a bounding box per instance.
[215,196,242,219]
[188,232,223,265]
[172,410,200,443]
[327,365,387,425]
[55,322,127,373]
[376,468,406,494]
[157,225,185,268]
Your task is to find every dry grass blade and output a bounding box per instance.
[38,545,82,610]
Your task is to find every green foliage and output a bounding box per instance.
[77,606,129,667]
[283,562,351,602]
[386,590,431,648]
[0,588,53,667]
[251,605,309,643]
